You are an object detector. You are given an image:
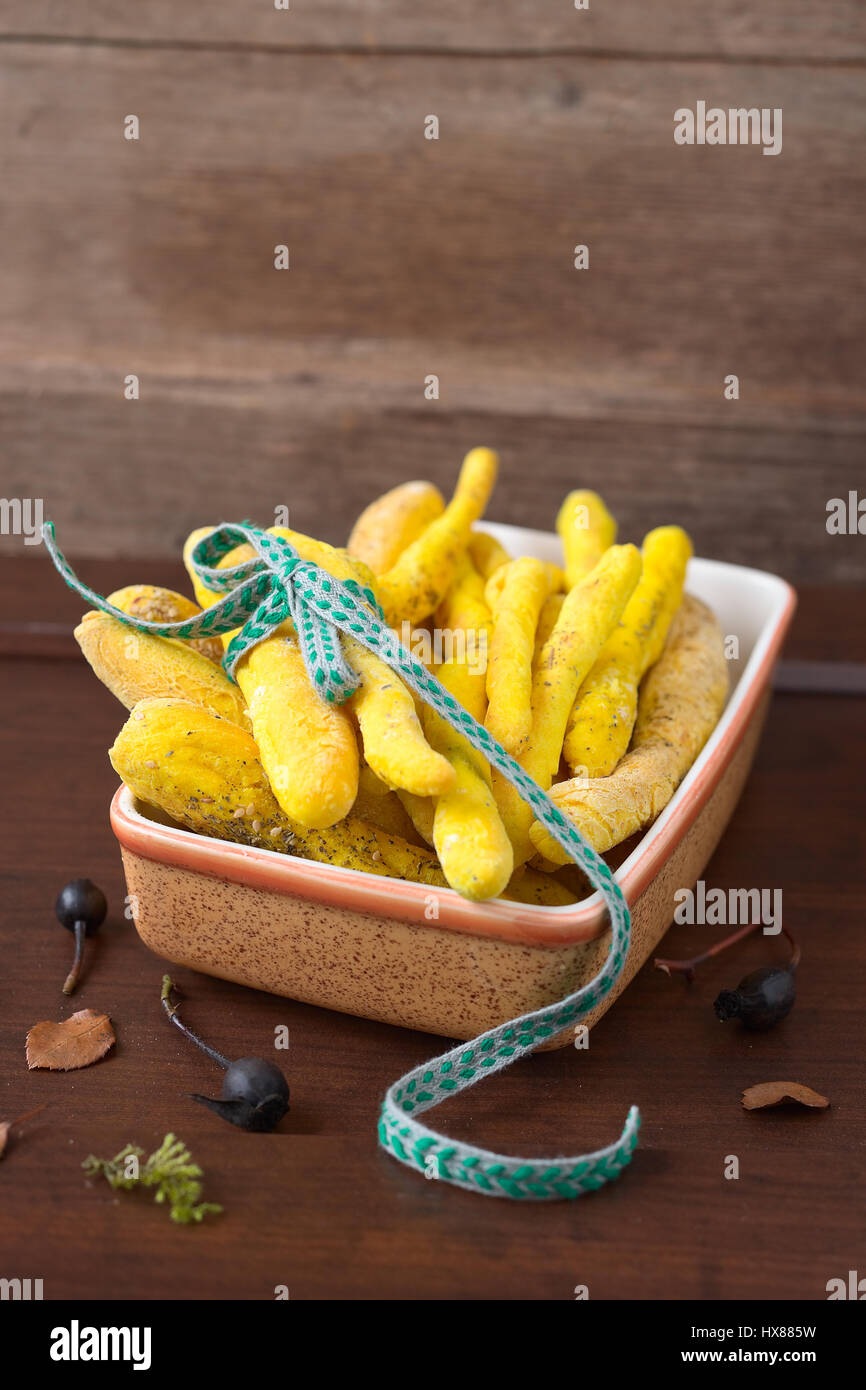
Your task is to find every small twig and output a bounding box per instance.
[5,1104,48,1129]
[160,976,230,1070]
[62,922,86,995]
[655,922,799,981]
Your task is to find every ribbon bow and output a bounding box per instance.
[44,520,640,1201]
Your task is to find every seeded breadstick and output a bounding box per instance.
[563,525,693,777]
[492,544,642,865]
[529,595,728,863]
[347,480,445,575]
[557,490,617,589]
[110,698,448,888]
[107,585,224,663]
[532,592,565,673]
[75,611,249,728]
[376,447,498,626]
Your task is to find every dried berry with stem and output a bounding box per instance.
[655,921,800,1031]
[160,976,290,1131]
[55,879,107,994]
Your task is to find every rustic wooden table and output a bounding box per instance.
[1,558,863,1300]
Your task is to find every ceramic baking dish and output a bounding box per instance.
[112,522,796,1046]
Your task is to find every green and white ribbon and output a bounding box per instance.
[44,520,640,1201]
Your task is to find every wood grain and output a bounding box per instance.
[0,578,863,1298]
[3,391,865,582]
[3,2,865,60]
[1,42,864,574]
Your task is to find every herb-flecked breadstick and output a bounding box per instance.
[529,595,728,862]
[492,544,642,864]
[423,658,514,901]
[563,525,693,777]
[532,592,565,673]
[376,447,498,625]
[107,585,224,663]
[110,699,447,888]
[75,611,249,728]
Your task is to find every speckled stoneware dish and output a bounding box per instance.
[112,522,795,1046]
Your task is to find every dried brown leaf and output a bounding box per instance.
[742,1081,829,1111]
[26,1010,115,1071]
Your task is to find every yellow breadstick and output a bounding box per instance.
[501,866,579,907]
[492,544,642,864]
[185,526,452,811]
[532,592,565,673]
[74,611,249,727]
[468,530,511,581]
[347,481,445,575]
[557,490,617,589]
[346,641,454,797]
[358,763,391,798]
[563,525,693,777]
[351,783,426,844]
[183,528,359,830]
[530,595,728,863]
[376,447,498,626]
[396,791,435,846]
[434,552,492,703]
[423,657,513,901]
[485,560,563,612]
[110,698,446,887]
[107,585,224,664]
[484,557,558,755]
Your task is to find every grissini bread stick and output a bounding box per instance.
[493,543,642,864]
[108,584,225,663]
[347,480,445,575]
[183,527,360,829]
[110,698,447,887]
[530,595,728,862]
[485,557,559,756]
[75,610,249,728]
[563,525,693,777]
[557,489,617,589]
[376,447,498,626]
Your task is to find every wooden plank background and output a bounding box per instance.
[4,2,865,59]
[0,10,864,580]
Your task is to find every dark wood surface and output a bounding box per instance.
[1,557,864,1300]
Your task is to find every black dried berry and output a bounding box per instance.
[715,964,796,1031]
[161,976,289,1132]
[192,1058,290,1132]
[55,878,108,994]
